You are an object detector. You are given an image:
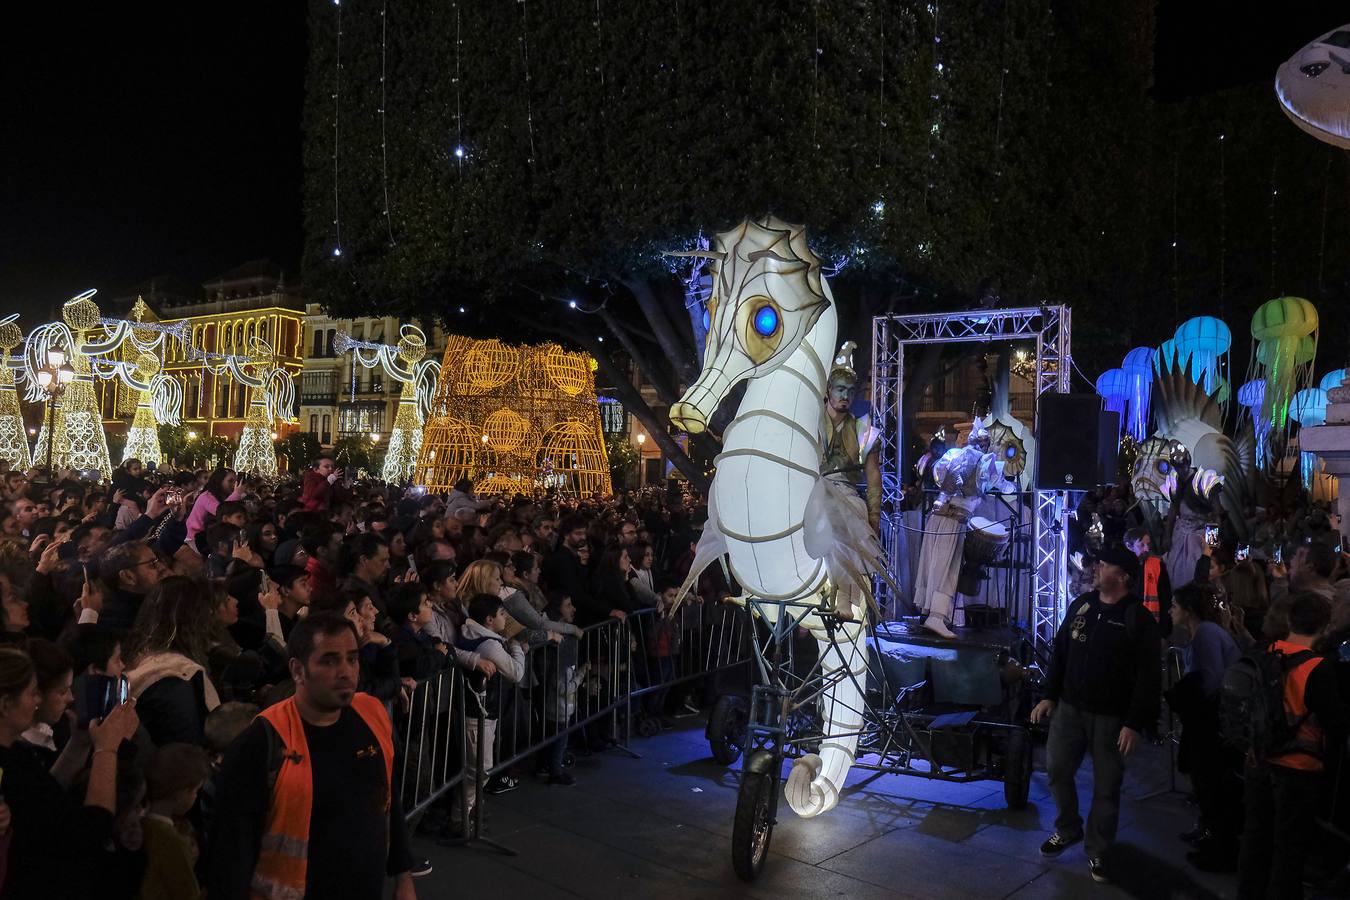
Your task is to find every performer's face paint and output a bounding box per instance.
[826,377,855,414]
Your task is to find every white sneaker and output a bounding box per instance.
[924,614,956,638]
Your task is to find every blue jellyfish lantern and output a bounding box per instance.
[1095,368,1128,433]
[1291,387,1329,489]
[1237,378,1271,469]
[1174,316,1232,399]
[1122,347,1154,442]
[1319,368,1346,393]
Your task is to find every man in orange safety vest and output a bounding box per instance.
[1125,527,1172,638]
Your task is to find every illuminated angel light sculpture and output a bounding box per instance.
[120,352,183,466]
[668,218,888,819]
[334,324,440,483]
[0,317,31,471]
[24,290,188,479]
[1276,24,1350,150]
[210,338,295,477]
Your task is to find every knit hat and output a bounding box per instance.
[144,742,212,801]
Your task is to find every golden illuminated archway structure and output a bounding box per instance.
[413,337,612,497]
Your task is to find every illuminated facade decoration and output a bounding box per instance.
[299,304,447,451]
[100,263,305,445]
[414,336,612,497]
[27,291,187,479]
[0,317,31,471]
[333,324,440,483]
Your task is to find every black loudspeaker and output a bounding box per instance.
[1033,394,1120,490]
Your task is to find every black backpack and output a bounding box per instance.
[1219,646,1317,758]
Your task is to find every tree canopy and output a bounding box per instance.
[302,0,1349,483]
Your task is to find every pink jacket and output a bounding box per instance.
[185,487,243,543]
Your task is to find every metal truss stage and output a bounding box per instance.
[871,305,1072,658]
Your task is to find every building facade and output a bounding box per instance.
[299,303,447,448]
[99,261,305,442]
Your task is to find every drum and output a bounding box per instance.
[963,517,1010,565]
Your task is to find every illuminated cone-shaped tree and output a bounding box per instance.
[121,353,183,467]
[229,339,294,477]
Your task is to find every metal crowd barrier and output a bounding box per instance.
[394,600,753,825]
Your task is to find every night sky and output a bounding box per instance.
[0,2,1344,324]
[0,3,306,321]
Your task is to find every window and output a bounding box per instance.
[599,399,627,435]
[312,330,324,357]
[325,330,336,356]
[309,414,318,434]
[321,415,331,441]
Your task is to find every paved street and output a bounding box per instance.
[409,720,1236,899]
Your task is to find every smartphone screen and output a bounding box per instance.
[1236,543,1250,562]
[1204,525,1219,546]
[1274,545,1284,566]
[78,675,129,727]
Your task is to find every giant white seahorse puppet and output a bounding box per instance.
[669,218,889,819]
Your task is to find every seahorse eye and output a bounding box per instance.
[752,305,779,337]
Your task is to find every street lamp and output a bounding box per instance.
[35,348,75,478]
[369,432,381,444]
[636,433,646,446]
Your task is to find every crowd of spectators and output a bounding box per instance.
[0,457,726,899]
[1039,478,1350,893]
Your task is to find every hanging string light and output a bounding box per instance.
[1269,158,1279,293]
[1318,149,1332,294]
[1171,149,1179,319]
[1218,132,1226,313]
[875,1,884,170]
[987,2,1008,232]
[379,0,395,245]
[452,1,465,167]
[519,0,536,166]
[811,0,821,152]
[330,0,343,258]
[923,0,943,216]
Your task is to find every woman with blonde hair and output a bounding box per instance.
[458,558,576,648]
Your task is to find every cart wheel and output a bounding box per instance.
[707,695,748,766]
[1003,727,1033,809]
[636,716,661,739]
[732,753,776,881]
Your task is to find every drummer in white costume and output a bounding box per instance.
[913,422,1003,637]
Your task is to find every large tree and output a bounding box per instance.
[302,1,1347,484]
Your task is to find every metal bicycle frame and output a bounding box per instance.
[871,305,1073,657]
[739,598,1019,787]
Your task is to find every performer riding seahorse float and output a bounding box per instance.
[669,217,890,818]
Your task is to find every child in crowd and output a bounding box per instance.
[541,592,586,786]
[389,582,449,679]
[141,742,213,900]
[455,593,526,828]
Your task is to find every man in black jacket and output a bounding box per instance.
[541,515,595,622]
[1030,545,1160,885]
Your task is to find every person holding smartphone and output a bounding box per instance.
[0,646,139,897]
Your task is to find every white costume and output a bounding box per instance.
[913,433,1001,637]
